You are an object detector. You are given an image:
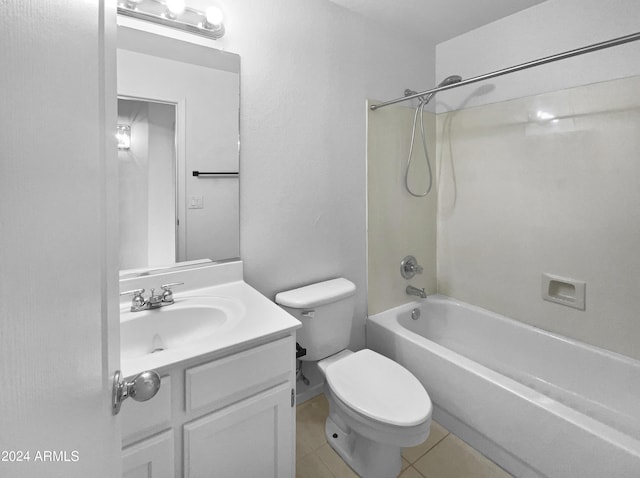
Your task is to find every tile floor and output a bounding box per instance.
[296,394,513,478]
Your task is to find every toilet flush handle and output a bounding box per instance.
[301,310,315,318]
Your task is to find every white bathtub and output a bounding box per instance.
[367,295,640,478]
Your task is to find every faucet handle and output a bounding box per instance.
[161,282,183,303]
[161,282,184,290]
[120,288,145,297]
[120,288,146,311]
[401,255,424,279]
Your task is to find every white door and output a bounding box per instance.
[0,1,121,477]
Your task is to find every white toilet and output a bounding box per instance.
[275,278,432,478]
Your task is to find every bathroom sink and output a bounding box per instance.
[120,296,245,360]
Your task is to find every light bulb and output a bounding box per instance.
[166,0,185,16]
[116,125,131,150]
[205,6,224,27]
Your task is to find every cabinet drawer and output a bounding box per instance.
[122,375,172,445]
[186,336,293,413]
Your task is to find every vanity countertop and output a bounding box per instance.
[120,277,301,378]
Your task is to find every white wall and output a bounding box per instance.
[436,0,640,112]
[435,0,640,359]
[221,0,434,351]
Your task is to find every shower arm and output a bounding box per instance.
[370,31,640,111]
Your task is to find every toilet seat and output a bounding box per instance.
[325,349,431,427]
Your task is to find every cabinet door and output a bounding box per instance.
[184,383,294,478]
[123,431,175,478]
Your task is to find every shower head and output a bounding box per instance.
[405,74,462,106]
[438,75,462,87]
[423,75,463,104]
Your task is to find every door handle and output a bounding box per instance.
[112,369,161,415]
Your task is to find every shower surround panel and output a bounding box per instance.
[436,74,640,360]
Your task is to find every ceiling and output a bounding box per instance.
[327,0,547,44]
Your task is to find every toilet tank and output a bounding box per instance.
[275,278,356,361]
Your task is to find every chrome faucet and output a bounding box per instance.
[406,285,427,299]
[120,282,183,312]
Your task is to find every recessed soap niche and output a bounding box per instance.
[541,273,586,310]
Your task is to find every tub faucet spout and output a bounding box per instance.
[406,285,427,299]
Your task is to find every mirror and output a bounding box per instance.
[117,25,240,275]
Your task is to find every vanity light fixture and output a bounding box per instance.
[118,0,226,40]
[117,124,132,150]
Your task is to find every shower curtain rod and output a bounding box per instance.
[370,31,640,111]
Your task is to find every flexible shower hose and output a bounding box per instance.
[405,98,433,197]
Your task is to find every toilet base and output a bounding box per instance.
[325,414,402,478]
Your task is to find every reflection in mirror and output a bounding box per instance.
[117,25,240,277]
[118,98,177,270]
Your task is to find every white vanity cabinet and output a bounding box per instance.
[121,335,296,478]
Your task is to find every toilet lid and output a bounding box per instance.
[326,349,431,427]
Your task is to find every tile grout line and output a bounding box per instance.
[401,464,427,478]
[413,465,426,478]
[315,448,349,478]
[409,430,451,465]
[427,431,451,454]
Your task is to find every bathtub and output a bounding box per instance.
[366,295,640,478]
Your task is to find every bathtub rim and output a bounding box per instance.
[370,294,640,369]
